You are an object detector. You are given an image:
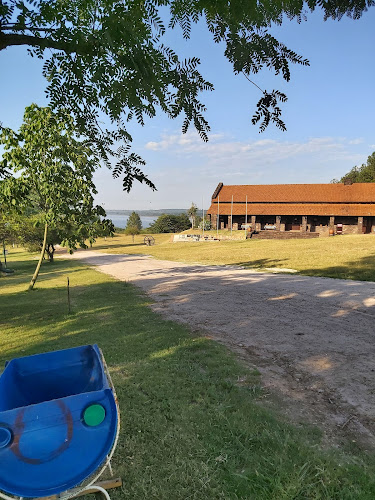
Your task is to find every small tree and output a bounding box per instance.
[126,212,142,231]
[125,226,140,243]
[187,203,198,229]
[0,104,114,290]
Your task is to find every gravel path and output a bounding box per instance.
[66,251,375,445]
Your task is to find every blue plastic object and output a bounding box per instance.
[0,345,118,498]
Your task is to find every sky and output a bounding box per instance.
[0,7,374,210]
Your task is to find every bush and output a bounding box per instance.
[198,217,211,230]
[149,214,191,233]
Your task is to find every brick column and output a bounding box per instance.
[276,215,281,231]
[220,221,225,230]
[328,216,335,236]
[228,215,232,230]
[358,216,363,234]
[211,213,217,230]
[301,215,307,232]
[251,215,256,230]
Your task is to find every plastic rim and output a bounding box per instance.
[83,404,106,427]
[0,428,12,449]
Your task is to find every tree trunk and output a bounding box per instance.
[28,223,48,291]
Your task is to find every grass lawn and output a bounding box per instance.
[2,250,375,498]
[92,232,375,281]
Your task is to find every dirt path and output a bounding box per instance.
[66,251,375,447]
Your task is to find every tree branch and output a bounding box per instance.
[0,32,73,52]
[242,72,264,93]
[1,25,57,32]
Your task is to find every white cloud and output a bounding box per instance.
[348,138,364,145]
[94,132,370,210]
[145,132,224,152]
[144,132,364,169]
[145,141,160,151]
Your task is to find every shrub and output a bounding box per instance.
[149,214,191,233]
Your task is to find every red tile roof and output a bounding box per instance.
[207,203,375,216]
[207,183,375,217]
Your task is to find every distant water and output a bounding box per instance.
[107,213,157,229]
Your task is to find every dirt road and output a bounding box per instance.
[67,251,375,445]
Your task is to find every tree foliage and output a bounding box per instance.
[10,215,62,261]
[1,1,373,188]
[336,152,375,184]
[187,202,198,228]
[0,212,13,243]
[0,104,114,287]
[126,211,142,231]
[9,213,111,261]
[149,213,190,233]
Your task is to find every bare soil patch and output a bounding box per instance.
[65,250,375,448]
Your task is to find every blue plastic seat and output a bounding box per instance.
[0,345,118,498]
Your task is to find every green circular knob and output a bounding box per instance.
[83,404,106,427]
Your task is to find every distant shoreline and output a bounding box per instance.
[105,208,208,229]
[106,209,188,217]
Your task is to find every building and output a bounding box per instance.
[206,183,375,236]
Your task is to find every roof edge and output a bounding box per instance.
[212,182,223,200]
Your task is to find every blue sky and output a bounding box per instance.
[1,7,374,210]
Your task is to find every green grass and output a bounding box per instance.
[93,232,375,281]
[2,250,375,498]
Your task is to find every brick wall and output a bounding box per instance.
[210,213,217,229]
[314,224,360,236]
[251,231,319,240]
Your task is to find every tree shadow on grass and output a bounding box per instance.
[0,268,190,366]
[234,258,287,269]
[3,256,375,498]
[298,253,375,282]
[91,242,146,251]
[0,257,94,288]
[233,254,375,282]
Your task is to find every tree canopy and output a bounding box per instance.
[1,1,373,188]
[149,213,190,233]
[335,152,375,184]
[126,211,142,231]
[187,203,198,228]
